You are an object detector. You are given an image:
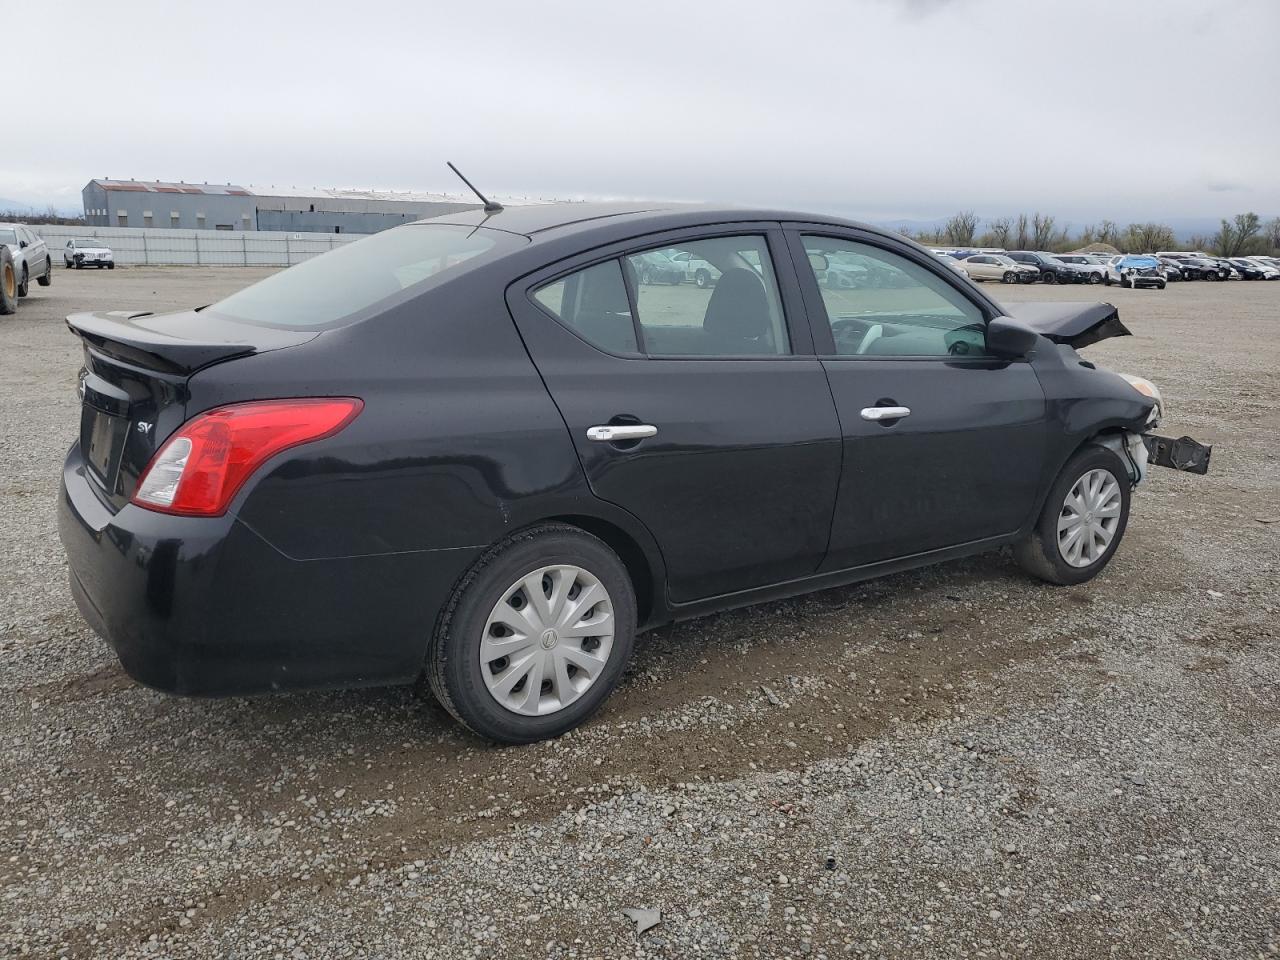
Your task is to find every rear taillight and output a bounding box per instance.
[132,398,363,517]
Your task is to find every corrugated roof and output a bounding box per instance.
[87,179,550,206]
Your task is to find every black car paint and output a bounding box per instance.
[1005,251,1085,283]
[58,204,1154,697]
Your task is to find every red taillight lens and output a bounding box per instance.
[132,398,363,517]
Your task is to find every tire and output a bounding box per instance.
[0,247,16,315]
[427,523,637,744]
[694,269,711,289]
[1002,271,1016,284]
[1088,272,1102,284]
[17,266,29,298]
[1120,277,1132,289]
[75,260,82,269]
[1041,271,1056,284]
[36,258,52,287]
[1158,280,1166,290]
[640,268,652,285]
[107,263,114,270]
[1014,444,1131,586]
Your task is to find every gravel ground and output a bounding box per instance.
[2,267,1278,959]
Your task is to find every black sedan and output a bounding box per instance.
[58,203,1208,743]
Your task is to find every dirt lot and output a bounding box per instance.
[2,267,1278,959]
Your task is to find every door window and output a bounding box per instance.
[802,237,987,358]
[624,235,789,356]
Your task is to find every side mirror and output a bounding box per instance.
[986,316,1040,359]
[19,240,28,249]
[807,253,829,273]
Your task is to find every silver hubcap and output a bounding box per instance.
[480,564,615,716]
[1058,468,1122,568]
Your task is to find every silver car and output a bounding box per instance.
[0,223,53,297]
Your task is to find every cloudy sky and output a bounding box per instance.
[7,0,1278,225]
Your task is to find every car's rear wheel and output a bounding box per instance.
[1088,272,1102,284]
[694,269,711,289]
[36,258,52,287]
[0,248,16,315]
[427,524,636,744]
[1014,444,1130,586]
[17,266,28,298]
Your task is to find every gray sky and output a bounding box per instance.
[8,0,1279,225]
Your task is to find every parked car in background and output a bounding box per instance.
[1005,251,1088,284]
[0,223,53,297]
[959,253,1038,284]
[1053,254,1109,285]
[63,239,115,270]
[1155,257,1186,281]
[1227,258,1275,280]
[1176,257,1229,281]
[56,202,1218,743]
[667,249,720,288]
[934,253,970,278]
[1107,255,1167,289]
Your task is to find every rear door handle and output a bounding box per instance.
[586,424,658,442]
[860,406,911,421]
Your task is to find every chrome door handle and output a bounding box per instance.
[860,406,911,421]
[586,424,658,442]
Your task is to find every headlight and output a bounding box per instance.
[1118,373,1163,425]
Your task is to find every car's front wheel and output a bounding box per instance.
[1014,444,1131,586]
[427,524,636,744]
[1002,271,1016,283]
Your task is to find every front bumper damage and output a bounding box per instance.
[1142,434,1213,475]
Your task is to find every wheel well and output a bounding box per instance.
[549,514,657,625]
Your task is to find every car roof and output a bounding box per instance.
[415,201,872,240]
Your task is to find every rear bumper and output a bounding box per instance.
[58,443,480,696]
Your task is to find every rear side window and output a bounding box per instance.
[209,224,524,328]
[533,261,639,354]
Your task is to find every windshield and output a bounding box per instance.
[73,239,102,247]
[209,224,525,328]
[0,229,17,245]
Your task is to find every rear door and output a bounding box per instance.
[787,227,1048,570]
[507,226,842,603]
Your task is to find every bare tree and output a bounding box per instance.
[1213,212,1262,257]
[1187,234,1215,253]
[1031,212,1057,249]
[1096,220,1121,248]
[1121,223,1176,254]
[943,211,978,246]
[1264,216,1280,254]
[1014,213,1030,250]
[982,217,1012,248]
[1075,224,1097,248]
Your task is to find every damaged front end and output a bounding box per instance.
[1005,299,1213,481]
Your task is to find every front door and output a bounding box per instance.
[788,228,1048,571]
[507,228,842,603]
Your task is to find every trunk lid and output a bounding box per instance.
[1002,300,1131,350]
[67,309,318,510]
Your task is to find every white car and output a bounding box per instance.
[934,253,970,278]
[63,238,115,270]
[666,249,720,288]
[959,253,1038,284]
[1054,254,1110,284]
[0,223,53,297]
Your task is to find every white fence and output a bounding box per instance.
[29,225,366,267]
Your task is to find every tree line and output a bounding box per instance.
[917,211,1280,258]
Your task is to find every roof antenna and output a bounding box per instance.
[447,161,503,213]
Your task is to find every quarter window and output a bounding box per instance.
[624,236,789,356]
[532,260,639,354]
[802,237,987,358]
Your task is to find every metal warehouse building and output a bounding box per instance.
[81,179,543,233]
